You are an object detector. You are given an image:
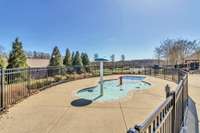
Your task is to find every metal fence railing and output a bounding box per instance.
[0,65,188,133]
[0,65,99,110]
[127,69,188,133]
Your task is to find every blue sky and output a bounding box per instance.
[0,0,200,60]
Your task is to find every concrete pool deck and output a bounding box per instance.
[0,75,177,133]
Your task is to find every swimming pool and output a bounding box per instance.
[122,76,145,81]
[76,76,151,102]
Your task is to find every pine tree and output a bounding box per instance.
[72,51,82,66]
[81,53,90,72]
[0,45,5,68]
[81,53,90,66]
[0,56,5,68]
[71,51,75,64]
[63,48,72,66]
[49,46,62,66]
[7,38,28,68]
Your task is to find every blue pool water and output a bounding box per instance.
[76,76,151,102]
[122,76,145,81]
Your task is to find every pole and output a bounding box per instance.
[27,67,31,95]
[120,76,122,85]
[100,61,103,96]
[0,68,4,110]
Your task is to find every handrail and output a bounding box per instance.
[135,96,173,131]
[0,66,189,133]
[128,69,188,133]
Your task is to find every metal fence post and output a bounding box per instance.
[0,68,4,110]
[186,74,188,106]
[163,68,166,80]
[150,68,152,76]
[171,91,176,133]
[27,67,31,95]
[46,67,49,83]
[165,83,176,133]
[182,79,185,126]
[165,84,171,98]
[178,69,181,83]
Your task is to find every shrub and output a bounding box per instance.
[53,75,63,82]
[27,80,51,90]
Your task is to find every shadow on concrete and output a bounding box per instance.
[181,97,199,133]
[71,98,92,107]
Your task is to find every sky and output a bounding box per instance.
[0,0,200,60]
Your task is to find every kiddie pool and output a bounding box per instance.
[76,76,151,102]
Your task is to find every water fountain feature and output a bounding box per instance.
[95,58,108,96]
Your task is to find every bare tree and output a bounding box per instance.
[156,39,198,65]
[27,51,50,59]
[154,47,162,65]
[195,47,200,61]
[110,54,115,69]
[110,54,115,62]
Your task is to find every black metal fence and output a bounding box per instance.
[0,66,93,111]
[0,65,188,133]
[128,69,188,133]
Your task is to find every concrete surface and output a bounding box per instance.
[181,97,199,133]
[188,74,200,130]
[0,75,177,133]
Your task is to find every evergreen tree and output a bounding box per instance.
[72,51,82,66]
[49,46,62,66]
[0,56,5,68]
[7,38,28,68]
[0,45,5,68]
[71,51,75,64]
[81,53,90,66]
[63,48,72,66]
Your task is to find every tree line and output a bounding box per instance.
[25,51,50,59]
[49,47,90,67]
[0,38,90,68]
[3,37,199,69]
[154,39,200,65]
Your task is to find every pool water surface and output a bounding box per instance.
[76,76,151,102]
